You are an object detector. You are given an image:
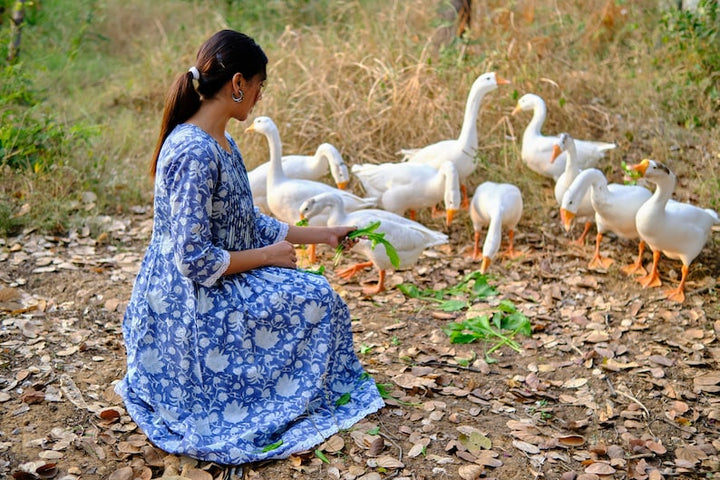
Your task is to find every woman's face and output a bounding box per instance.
[235,73,265,121]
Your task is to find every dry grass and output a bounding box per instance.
[2,0,718,237]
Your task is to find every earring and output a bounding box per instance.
[232,90,244,103]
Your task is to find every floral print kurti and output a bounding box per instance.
[116,124,384,465]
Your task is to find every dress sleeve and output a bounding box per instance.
[164,148,229,287]
[253,208,289,246]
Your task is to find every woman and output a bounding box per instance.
[116,30,384,465]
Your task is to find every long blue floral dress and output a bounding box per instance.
[116,124,384,465]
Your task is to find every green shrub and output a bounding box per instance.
[657,0,720,127]
[0,64,97,171]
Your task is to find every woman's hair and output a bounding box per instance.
[150,30,268,175]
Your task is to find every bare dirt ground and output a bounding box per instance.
[1,194,719,480]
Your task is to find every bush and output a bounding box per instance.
[657,0,720,127]
[0,63,97,171]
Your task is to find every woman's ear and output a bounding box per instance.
[232,72,245,90]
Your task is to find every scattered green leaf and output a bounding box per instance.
[315,449,330,464]
[261,439,283,452]
[335,392,351,407]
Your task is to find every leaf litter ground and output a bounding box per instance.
[1,202,719,480]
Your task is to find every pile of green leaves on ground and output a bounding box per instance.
[443,299,532,360]
[399,272,531,359]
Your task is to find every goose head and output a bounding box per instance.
[551,132,576,163]
[439,161,461,226]
[511,93,544,116]
[471,72,510,96]
[317,143,350,190]
[630,159,676,189]
[298,192,337,221]
[244,116,278,136]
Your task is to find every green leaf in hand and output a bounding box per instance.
[334,221,400,268]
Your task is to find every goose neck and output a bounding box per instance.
[526,101,547,136]
[458,84,488,147]
[266,130,284,180]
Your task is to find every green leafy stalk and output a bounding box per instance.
[334,221,400,268]
[298,265,326,276]
[397,270,497,311]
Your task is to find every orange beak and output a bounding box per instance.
[336,181,348,190]
[511,103,522,116]
[496,76,511,86]
[630,159,650,176]
[560,208,575,232]
[244,124,256,133]
[446,209,458,226]
[550,144,562,164]
[480,256,491,274]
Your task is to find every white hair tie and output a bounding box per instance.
[188,66,200,80]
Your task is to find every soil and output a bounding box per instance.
[1,198,719,480]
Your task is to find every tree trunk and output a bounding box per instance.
[453,0,472,38]
[8,0,27,64]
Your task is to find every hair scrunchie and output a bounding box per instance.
[188,66,200,80]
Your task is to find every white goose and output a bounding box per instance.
[552,133,595,245]
[512,93,616,180]
[245,117,377,261]
[247,142,350,213]
[560,167,653,273]
[631,159,719,303]
[469,182,524,274]
[299,192,448,295]
[399,71,510,206]
[351,160,461,226]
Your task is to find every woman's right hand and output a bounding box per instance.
[261,240,298,269]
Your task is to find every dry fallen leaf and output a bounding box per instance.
[585,462,615,475]
[557,435,585,447]
[458,464,484,480]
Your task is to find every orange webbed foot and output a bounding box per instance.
[636,270,662,288]
[620,262,647,277]
[336,261,373,280]
[588,255,614,270]
[664,287,686,303]
[361,270,386,296]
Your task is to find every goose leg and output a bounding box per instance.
[620,241,647,276]
[409,209,418,221]
[569,221,592,246]
[362,269,386,296]
[337,261,373,280]
[308,244,318,264]
[502,229,522,259]
[664,264,688,303]
[637,250,662,288]
[472,231,482,261]
[460,184,470,209]
[588,232,614,270]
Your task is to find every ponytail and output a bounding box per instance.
[150,71,201,176]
